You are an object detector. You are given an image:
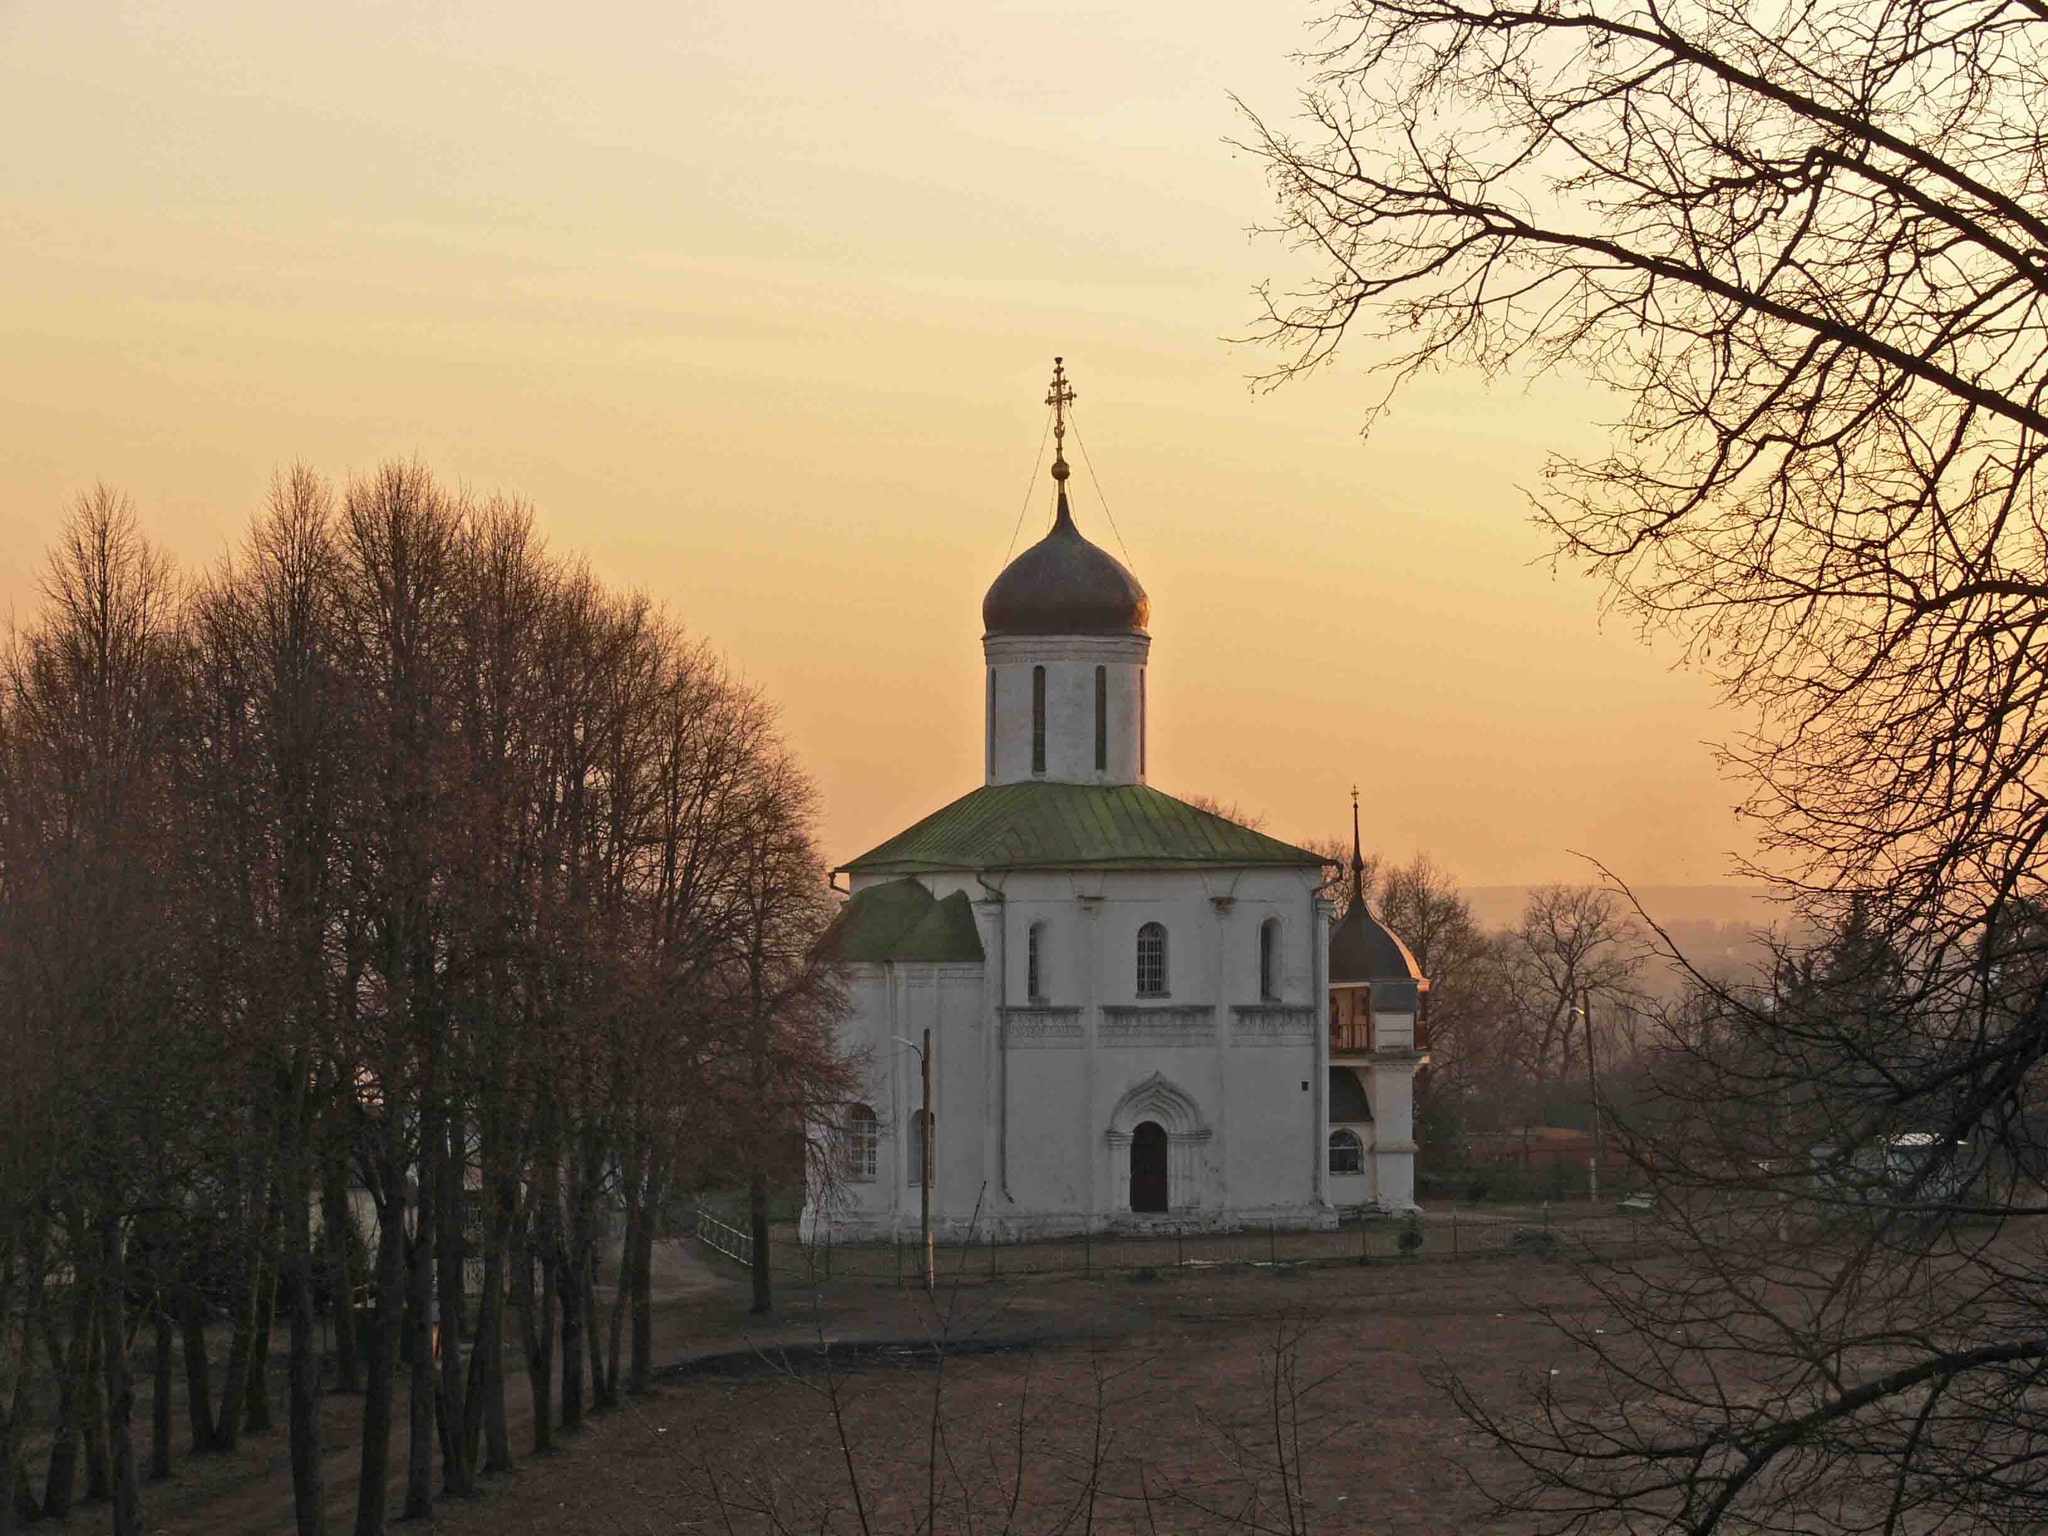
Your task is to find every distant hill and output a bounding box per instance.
[1463,884,1780,933]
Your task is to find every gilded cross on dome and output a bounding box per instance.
[1045,356,1076,483]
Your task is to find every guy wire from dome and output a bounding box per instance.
[1001,403,1055,567]
[1067,408,1137,575]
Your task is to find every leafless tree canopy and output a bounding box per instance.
[1250,0,2048,920]
[1254,3,2048,1529]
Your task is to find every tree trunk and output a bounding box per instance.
[474,1169,511,1473]
[41,1267,92,1518]
[284,1130,325,1536]
[403,1132,435,1520]
[351,1162,407,1536]
[244,1268,274,1435]
[554,1152,584,1434]
[81,1307,109,1502]
[178,1283,217,1454]
[1,1265,44,1536]
[320,1161,361,1395]
[214,1217,261,1453]
[604,1192,633,1408]
[150,1308,172,1480]
[510,1173,553,1457]
[628,1160,657,1395]
[748,1170,772,1316]
[433,1109,471,1496]
[98,1217,140,1536]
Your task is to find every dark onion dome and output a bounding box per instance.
[1328,789,1426,986]
[983,488,1149,637]
[1329,900,1425,986]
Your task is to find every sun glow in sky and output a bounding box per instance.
[0,0,1750,885]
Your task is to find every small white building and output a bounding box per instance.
[805,368,1423,1241]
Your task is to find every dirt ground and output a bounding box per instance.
[118,1239,1606,1535]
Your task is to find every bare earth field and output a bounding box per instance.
[124,1233,1608,1536]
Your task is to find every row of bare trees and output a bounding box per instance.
[0,464,851,1536]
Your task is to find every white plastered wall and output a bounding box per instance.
[805,864,1337,1241]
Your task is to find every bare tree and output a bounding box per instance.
[1251,0,2048,1526]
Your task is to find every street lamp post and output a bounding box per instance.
[1572,991,1601,1202]
[894,1031,934,1294]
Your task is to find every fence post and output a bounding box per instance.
[1176,1226,1184,1271]
[1269,1219,1277,1266]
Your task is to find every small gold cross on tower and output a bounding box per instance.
[1045,356,1076,482]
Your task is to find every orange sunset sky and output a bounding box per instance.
[0,1,1752,887]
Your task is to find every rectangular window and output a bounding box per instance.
[1136,923,1168,997]
[1094,665,1107,771]
[1027,924,1043,1001]
[847,1109,878,1183]
[1031,665,1046,774]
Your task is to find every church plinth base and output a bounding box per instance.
[801,1203,1337,1246]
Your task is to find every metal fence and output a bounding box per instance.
[690,1206,1655,1283]
[691,1206,757,1267]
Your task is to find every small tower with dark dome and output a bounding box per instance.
[982,359,1152,786]
[1326,789,1427,1211]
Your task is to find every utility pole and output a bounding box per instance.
[892,1031,936,1295]
[920,1026,933,1295]
[1581,989,1601,1203]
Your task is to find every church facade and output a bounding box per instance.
[805,366,1423,1242]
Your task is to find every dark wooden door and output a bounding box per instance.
[1130,1121,1169,1212]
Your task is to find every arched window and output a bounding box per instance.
[1027,921,1047,1002]
[908,1108,933,1187]
[1094,665,1107,771]
[1031,665,1046,774]
[1259,917,1281,1001]
[845,1104,878,1183]
[986,670,996,777]
[1328,1129,1364,1176]
[1136,922,1168,997]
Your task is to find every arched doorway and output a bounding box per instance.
[1130,1121,1169,1212]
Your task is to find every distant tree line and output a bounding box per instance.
[0,465,852,1536]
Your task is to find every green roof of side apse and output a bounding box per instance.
[841,782,1325,876]
[824,879,986,963]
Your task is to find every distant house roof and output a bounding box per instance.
[824,879,984,964]
[840,781,1325,877]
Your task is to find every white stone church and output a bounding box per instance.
[804,366,1426,1242]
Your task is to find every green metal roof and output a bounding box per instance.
[825,879,985,963]
[841,782,1325,876]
